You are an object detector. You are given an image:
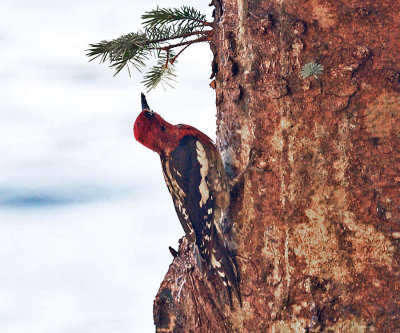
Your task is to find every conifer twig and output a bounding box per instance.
[87,5,212,90]
[161,36,210,52]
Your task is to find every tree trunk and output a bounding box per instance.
[154,0,400,332]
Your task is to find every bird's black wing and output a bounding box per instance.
[161,135,242,306]
[161,135,214,268]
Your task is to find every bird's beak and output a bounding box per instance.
[141,93,151,111]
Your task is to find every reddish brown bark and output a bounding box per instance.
[154,0,400,332]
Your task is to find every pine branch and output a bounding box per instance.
[87,32,150,76]
[142,51,177,92]
[146,25,208,43]
[87,5,212,90]
[143,36,208,90]
[143,6,211,46]
[148,30,210,46]
[161,36,210,54]
[170,44,190,64]
[142,6,211,31]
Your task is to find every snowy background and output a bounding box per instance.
[0,1,214,332]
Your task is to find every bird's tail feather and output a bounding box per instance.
[211,228,242,307]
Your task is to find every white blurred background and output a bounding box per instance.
[0,1,214,332]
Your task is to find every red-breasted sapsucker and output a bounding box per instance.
[134,94,241,307]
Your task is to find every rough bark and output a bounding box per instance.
[154,0,400,332]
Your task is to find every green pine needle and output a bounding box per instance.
[87,32,150,76]
[142,6,207,43]
[142,6,206,31]
[142,52,177,92]
[301,62,324,79]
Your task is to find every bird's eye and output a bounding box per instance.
[144,111,154,118]
[160,125,166,132]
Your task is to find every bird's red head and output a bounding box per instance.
[134,93,212,155]
[134,109,177,154]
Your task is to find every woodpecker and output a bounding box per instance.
[134,93,241,307]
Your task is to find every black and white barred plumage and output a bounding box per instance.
[160,135,240,306]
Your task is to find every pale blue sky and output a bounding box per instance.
[0,1,214,331]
